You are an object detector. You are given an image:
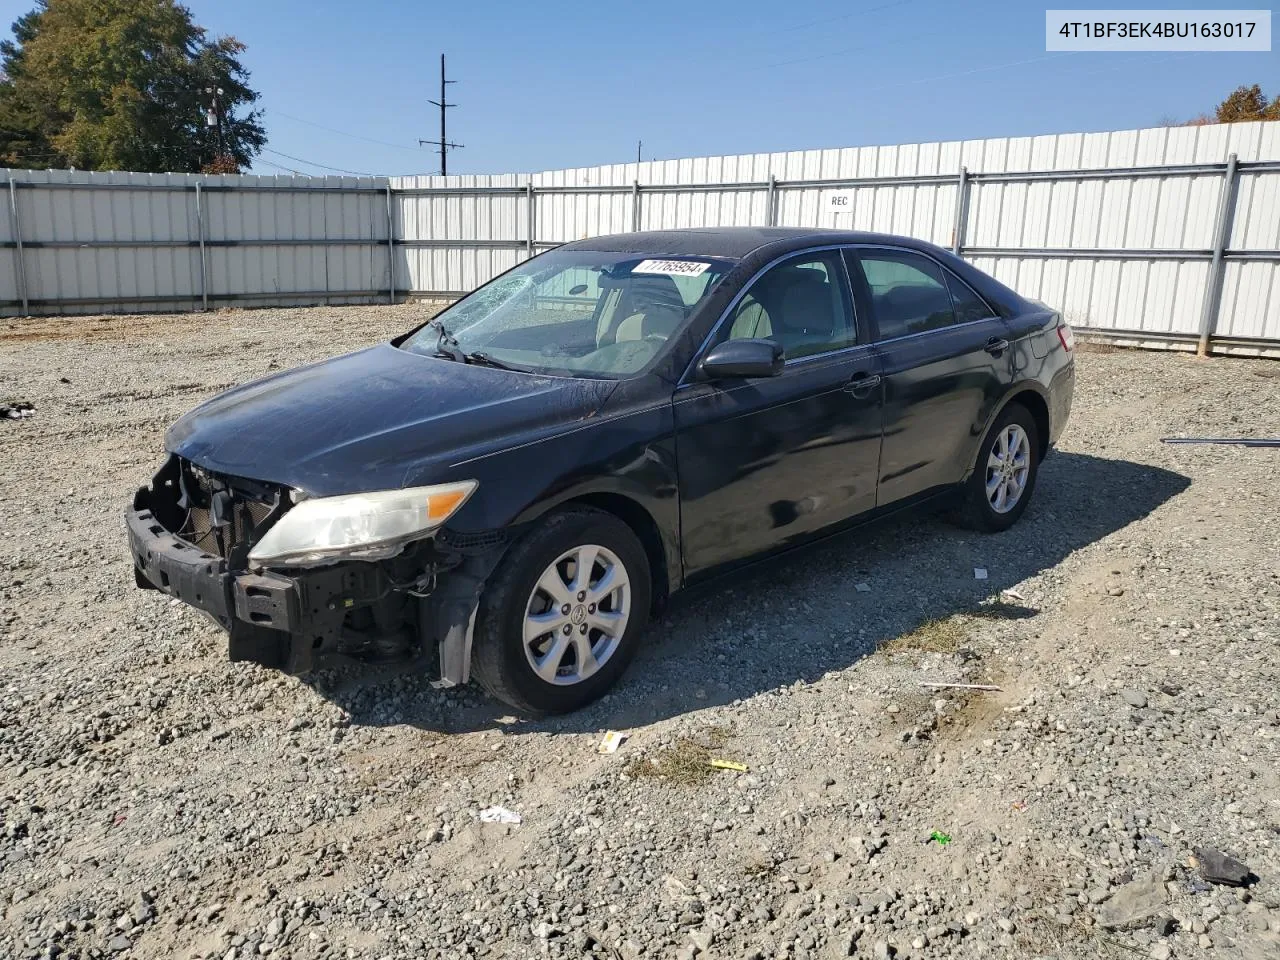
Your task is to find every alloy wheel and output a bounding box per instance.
[522,544,631,685]
[985,423,1031,514]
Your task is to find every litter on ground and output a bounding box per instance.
[598,731,627,753]
[478,806,522,825]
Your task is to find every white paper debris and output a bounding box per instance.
[478,806,522,825]
[973,568,988,580]
[598,730,627,753]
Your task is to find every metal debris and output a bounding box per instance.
[1161,437,1280,447]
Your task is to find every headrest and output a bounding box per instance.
[776,275,835,335]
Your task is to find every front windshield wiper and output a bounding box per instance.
[431,319,465,363]
[427,319,516,371]
[463,351,518,371]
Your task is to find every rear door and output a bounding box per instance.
[845,246,1012,507]
[675,249,884,577]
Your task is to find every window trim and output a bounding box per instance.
[941,265,999,326]
[846,243,1000,345]
[681,244,861,384]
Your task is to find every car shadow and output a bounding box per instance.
[307,451,1190,735]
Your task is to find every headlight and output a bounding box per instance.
[248,480,477,566]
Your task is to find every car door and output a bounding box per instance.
[674,249,885,578]
[845,246,1013,507]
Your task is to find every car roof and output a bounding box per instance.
[558,226,945,260]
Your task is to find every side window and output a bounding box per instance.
[856,250,956,340]
[945,270,995,324]
[723,252,854,360]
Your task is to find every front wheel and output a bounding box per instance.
[950,403,1040,532]
[471,507,651,715]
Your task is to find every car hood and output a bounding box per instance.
[166,344,616,496]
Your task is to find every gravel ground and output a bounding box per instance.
[1,305,1279,960]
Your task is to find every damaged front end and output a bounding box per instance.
[126,456,506,683]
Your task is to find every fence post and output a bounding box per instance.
[194,182,209,311]
[952,166,969,256]
[385,185,396,304]
[1196,153,1239,358]
[631,180,640,231]
[767,174,777,226]
[7,178,28,315]
[526,182,536,257]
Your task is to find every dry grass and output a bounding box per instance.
[880,614,970,654]
[623,726,732,786]
[881,598,1037,655]
[1073,338,1123,354]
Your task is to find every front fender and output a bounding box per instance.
[444,399,682,591]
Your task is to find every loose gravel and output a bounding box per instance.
[1,305,1279,960]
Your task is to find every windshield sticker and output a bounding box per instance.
[633,259,710,277]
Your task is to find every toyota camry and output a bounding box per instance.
[127,227,1075,714]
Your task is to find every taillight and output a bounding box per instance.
[1057,322,1074,352]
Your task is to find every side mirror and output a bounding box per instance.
[699,338,784,379]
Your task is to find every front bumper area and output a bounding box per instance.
[128,470,508,683]
[127,492,320,671]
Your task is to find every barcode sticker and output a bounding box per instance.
[633,259,710,277]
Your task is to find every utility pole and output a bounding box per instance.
[419,54,462,176]
[204,86,224,157]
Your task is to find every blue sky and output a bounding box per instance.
[1,0,1276,176]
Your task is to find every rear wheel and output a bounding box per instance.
[950,403,1040,532]
[471,507,651,714]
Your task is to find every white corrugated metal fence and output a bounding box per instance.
[3,121,1279,352]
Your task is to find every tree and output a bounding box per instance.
[1213,84,1280,123]
[0,0,265,173]
[1177,84,1280,126]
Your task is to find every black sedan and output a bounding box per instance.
[127,227,1075,714]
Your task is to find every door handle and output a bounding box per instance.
[844,373,881,395]
[984,337,1010,356]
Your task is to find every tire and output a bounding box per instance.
[950,402,1040,532]
[471,507,651,715]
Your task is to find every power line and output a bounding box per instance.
[779,0,917,33]
[260,147,380,177]
[767,28,948,68]
[269,109,424,152]
[254,157,307,176]
[853,49,1196,97]
[855,53,1069,94]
